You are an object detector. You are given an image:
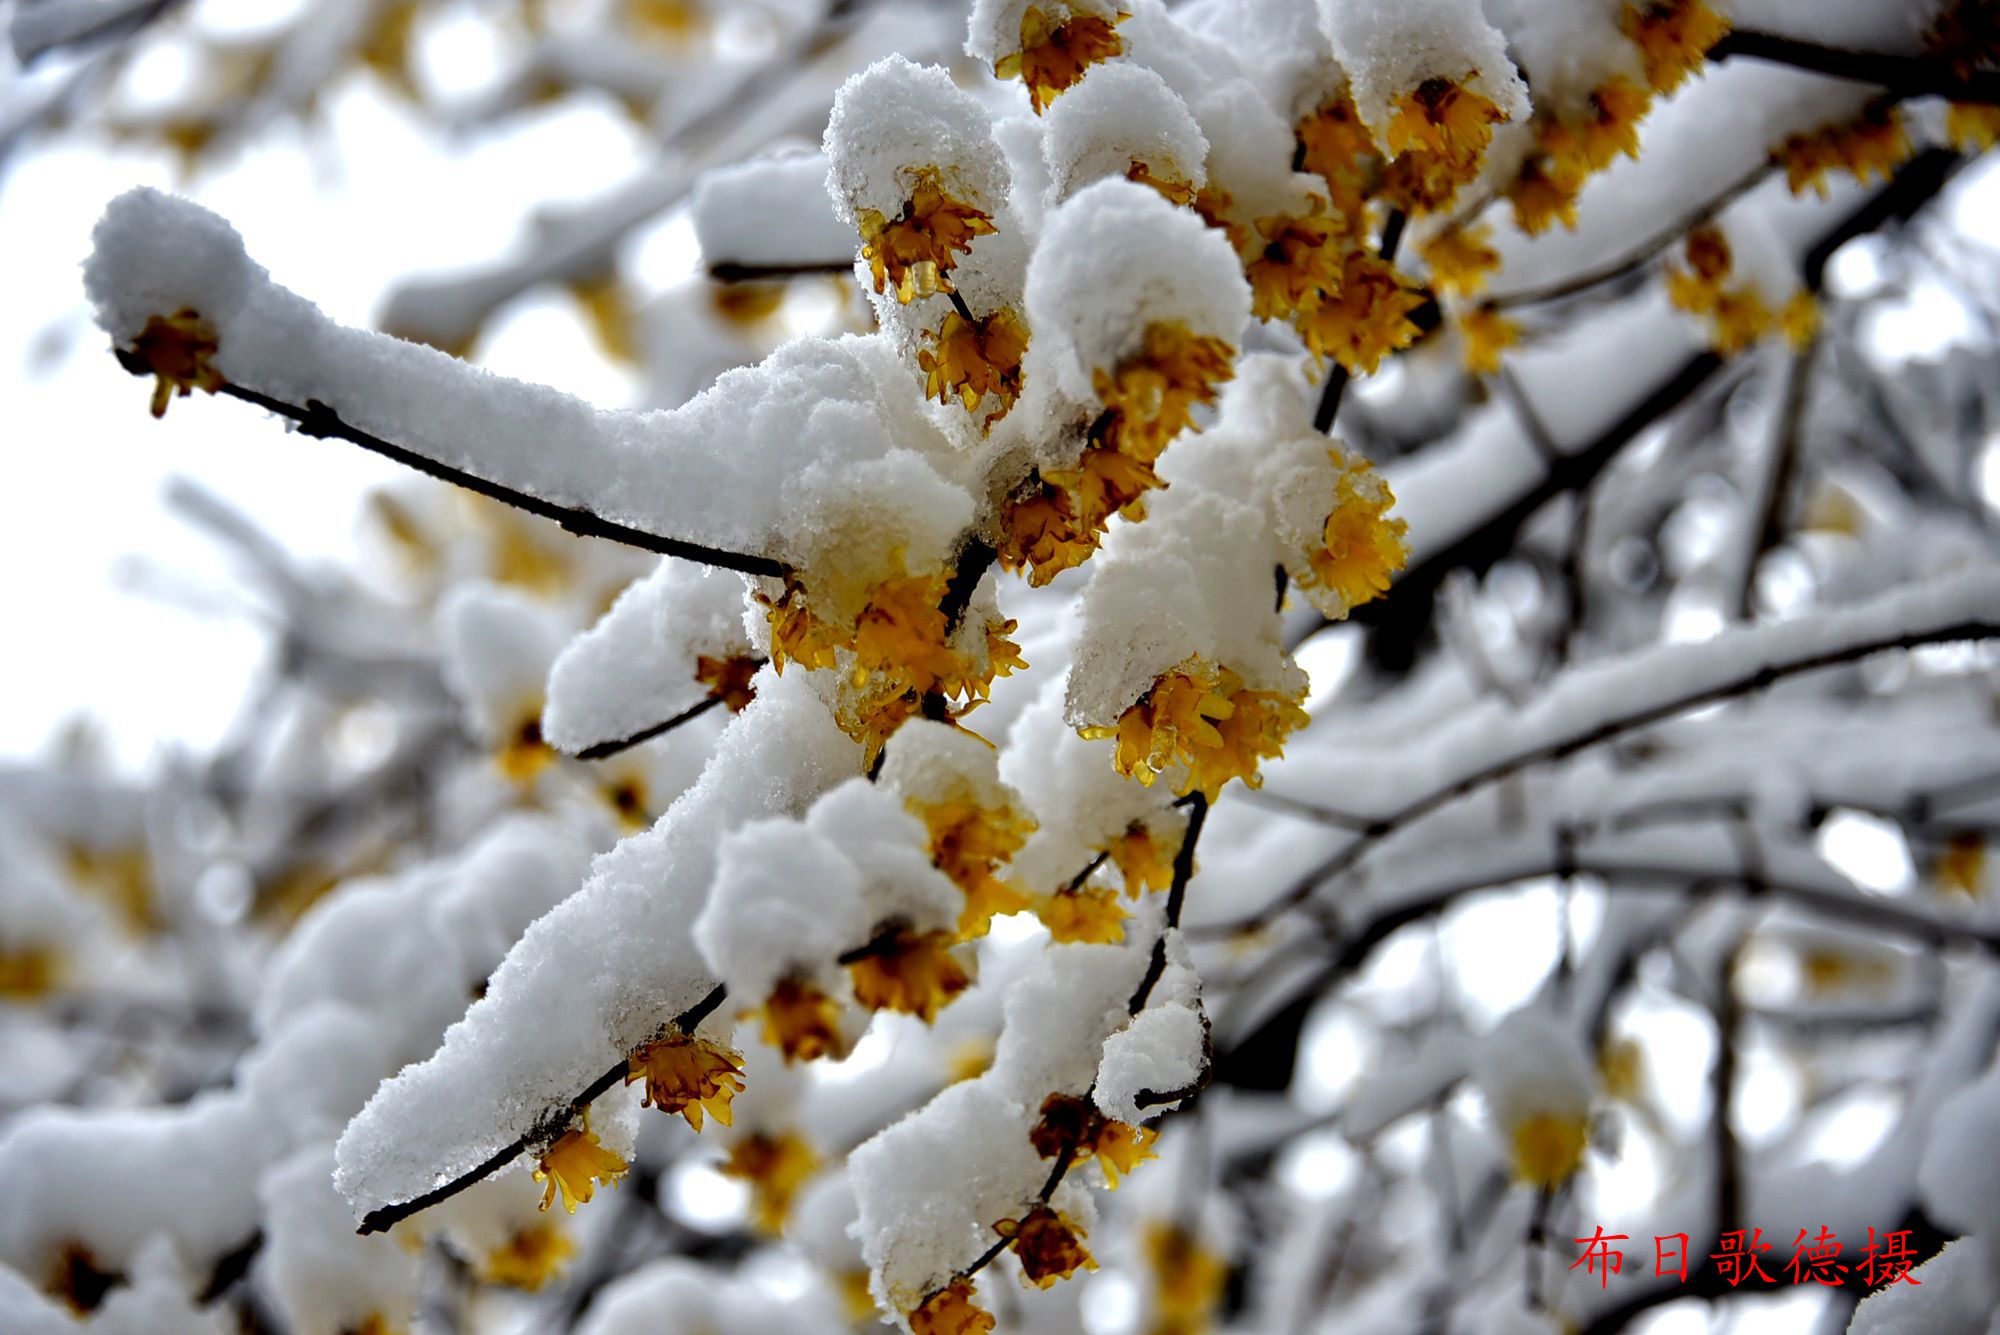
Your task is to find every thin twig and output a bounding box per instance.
[574,692,732,762]
[1711,29,2000,105]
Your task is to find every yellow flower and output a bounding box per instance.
[756,978,852,1063]
[1144,1221,1228,1335]
[1127,161,1198,208]
[1244,206,1346,324]
[130,309,225,418]
[1384,77,1505,174]
[722,1130,821,1234]
[709,280,787,327]
[1800,946,1895,997]
[1094,322,1237,462]
[1779,291,1819,347]
[850,571,964,690]
[1459,304,1520,376]
[0,946,60,1001]
[1509,1111,1588,1189]
[995,6,1126,113]
[534,1120,628,1214]
[918,308,1031,419]
[1575,77,1652,172]
[1088,662,1310,799]
[694,653,759,712]
[1297,93,1376,204]
[497,708,554,785]
[569,271,640,365]
[758,578,845,674]
[849,928,972,1022]
[1037,884,1128,944]
[996,481,1096,586]
[480,1221,577,1291]
[995,1206,1097,1288]
[1598,1037,1647,1105]
[624,0,707,45]
[1029,1093,1160,1186]
[341,1314,403,1335]
[1420,223,1501,298]
[1778,108,1911,198]
[626,1035,746,1132]
[1951,101,2000,153]
[1936,833,1987,899]
[911,1279,996,1335]
[913,798,1037,937]
[1104,821,1177,898]
[1507,152,1584,234]
[1293,250,1426,376]
[858,168,999,303]
[1059,441,1163,526]
[1621,0,1729,93]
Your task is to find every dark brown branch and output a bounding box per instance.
[708,260,853,283]
[1130,791,1209,1013]
[113,352,789,579]
[1712,29,2000,105]
[574,692,732,762]
[355,982,729,1235]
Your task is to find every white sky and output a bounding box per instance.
[0,61,669,767]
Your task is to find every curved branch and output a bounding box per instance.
[574,692,733,762]
[113,355,791,579]
[354,982,729,1236]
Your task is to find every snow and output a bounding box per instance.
[690,152,855,271]
[1042,62,1209,206]
[1315,0,1528,146]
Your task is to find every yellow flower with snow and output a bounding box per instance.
[534,1120,628,1214]
[918,308,1030,419]
[1293,250,1426,375]
[1459,304,1521,376]
[1086,661,1308,798]
[913,797,1036,937]
[626,1035,746,1132]
[0,946,60,1000]
[1507,152,1584,234]
[130,308,226,418]
[1420,223,1501,298]
[1510,1111,1589,1189]
[849,928,972,1022]
[1127,161,1198,208]
[1621,0,1729,93]
[756,978,852,1064]
[1244,207,1346,325]
[858,168,998,303]
[722,1130,821,1235]
[1104,820,1177,897]
[1936,833,1987,899]
[996,6,1126,113]
[1297,93,1375,210]
[911,1279,996,1335]
[1094,322,1237,462]
[480,1221,576,1291]
[1029,1094,1159,1187]
[1037,884,1128,944]
[1580,78,1652,171]
[1385,77,1505,175]
[997,481,1099,585]
[996,1207,1097,1288]
[1144,1220,1228,1335]
[1296,455,1409,617]
[496,706,554,785]
[694,653,759,713]
[1778,108,1912,198]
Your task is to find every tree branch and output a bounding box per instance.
[1712,29,2000,105]
[1314,209,1407,434]
[114,352,789,579]
[573,692,732,762]
[355,982,729,1235]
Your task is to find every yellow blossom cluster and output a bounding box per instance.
[994,7,1127,114]
[859,168,999,304]
[721,1130,822,1234]
[997,321,1236,585]
[1083,659,1309,799]
[1030,1093,1159,1187]
[626,1034,745,1132]
[1144,1221,1229,1335]
[533,1118,628,1214]
[479,1222,577,1291]
[918,307,1031,422]
[1776,107,1912,198]
[912,794,1038,937]
[1295,453,1412,615]
[757,568,1024,760]
[1665,225,1817,354]
[130,308,225,418]
[849,927,974,1022]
